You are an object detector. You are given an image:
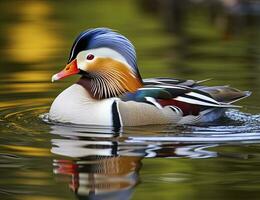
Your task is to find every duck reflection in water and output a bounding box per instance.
[49,125,219,200]
[53,157,140,200]
[50,125,144,200]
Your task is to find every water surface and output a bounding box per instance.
[1,0,260,200]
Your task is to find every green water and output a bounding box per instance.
[1,0,260,200]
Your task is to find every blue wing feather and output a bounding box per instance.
[120,78,244,108]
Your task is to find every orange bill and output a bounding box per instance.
[52,59,79,82]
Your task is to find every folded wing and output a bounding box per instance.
[120,78,251,116]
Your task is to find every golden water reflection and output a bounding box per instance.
[6,1,63,63]
[2,83,53,93]
[9,71,52,82]
[3,145,51,157]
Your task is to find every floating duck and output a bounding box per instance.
[50,28,251,127]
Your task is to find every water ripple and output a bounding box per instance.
[1,104,260,160]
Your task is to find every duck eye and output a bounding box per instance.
[86,54,94,60]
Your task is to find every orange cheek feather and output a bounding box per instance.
[87,58,143,92]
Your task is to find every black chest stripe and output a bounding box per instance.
[112,101,122,129]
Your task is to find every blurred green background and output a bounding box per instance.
[1,0,259,109]
[0,0,260,200]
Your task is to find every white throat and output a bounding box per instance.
[49,84,116,126]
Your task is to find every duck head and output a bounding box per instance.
[52,28,143,99]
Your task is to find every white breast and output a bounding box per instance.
[49,84,115,126]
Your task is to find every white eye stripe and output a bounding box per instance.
[77,47,131,68]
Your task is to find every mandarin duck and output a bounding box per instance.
[49,28,251,128]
